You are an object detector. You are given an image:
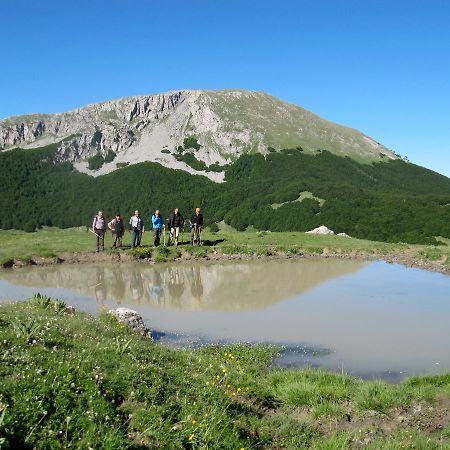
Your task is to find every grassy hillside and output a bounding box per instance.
[0,143,449,244]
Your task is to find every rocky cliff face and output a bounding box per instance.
[0,89,396,181]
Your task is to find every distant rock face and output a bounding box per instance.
[0,89,396,182]
[110,307,151,337]
[306,225,335,235]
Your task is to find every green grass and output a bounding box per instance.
[1,227,449,269]
[2,299,450,448]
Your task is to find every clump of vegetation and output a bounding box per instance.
[185,245,209,258]
[174,152,208,171]
[160,148,171,154]
[129,247,152,259]
[183,136,201,151]
[416,247,444,261]
[87,153,105,170]
[87,150,116,170]
[104,150,116,163]
[115,162,129,168]
[154,246,181,262]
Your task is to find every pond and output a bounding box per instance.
[1,258,449,381]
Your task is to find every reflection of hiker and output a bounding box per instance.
[167,267,184,306]
[190,207,203,245]
[130,270,144,303]
[129,210,144,248]
[108,213,125,249]
[110,266,125,303]
[190,266,204,304]
[150,269,164,304]
[92,210,107,252]
[151,210,165,247]
[168,208,184,246]
[94,267,106,307]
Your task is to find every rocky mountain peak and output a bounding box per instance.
[0,89,396,182]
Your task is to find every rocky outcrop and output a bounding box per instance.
[0,89,397,182]
[110,307,151,337]
[306,225,335,235]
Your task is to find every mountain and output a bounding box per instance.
[0,90,449,244]
[0,90,396,181]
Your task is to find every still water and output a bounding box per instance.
[1,258,449,380]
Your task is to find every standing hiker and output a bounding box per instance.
[151,209,165,247]
[129,210,144,248]
[92,210,107,252]
[108,212,125,249]
[190,207,203,245]
[168,208,184,246]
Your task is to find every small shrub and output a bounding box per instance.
[104,149,117,163]
[155,246,180,262]
[130,247,152,259]
[185,246,209,258]
[183,136,201,151]
[161,149,171,154]
[32,292,51,308]
[10,318,42,344]
[116,162,130,168]
[88,153,104,170]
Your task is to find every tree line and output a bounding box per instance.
[0,143,449,244]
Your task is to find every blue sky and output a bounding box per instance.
[1,0,449,176]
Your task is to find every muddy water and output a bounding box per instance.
[1,258,449,380]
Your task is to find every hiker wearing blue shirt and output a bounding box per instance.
[151,210,165,246]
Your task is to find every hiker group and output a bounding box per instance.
[92,208,204,252]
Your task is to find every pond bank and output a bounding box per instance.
[2,245,449,276]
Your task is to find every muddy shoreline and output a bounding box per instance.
[2,246,449,275]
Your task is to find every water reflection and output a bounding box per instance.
[1,259,450,379]
[0,259,366,311]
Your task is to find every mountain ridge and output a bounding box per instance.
[0,89,396,181]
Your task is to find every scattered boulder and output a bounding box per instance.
[337,232,351,238]
[110,307,151,338]
[306,225,334,235]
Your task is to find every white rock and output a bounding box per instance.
[306,225,334,235]
[337,232,351,238]
[110,307,151,337]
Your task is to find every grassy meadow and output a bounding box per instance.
[1,297,450,448]
[0,226,449,269]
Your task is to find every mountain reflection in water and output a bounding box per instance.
[0,259,366,311]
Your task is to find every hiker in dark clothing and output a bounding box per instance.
[92,210,107,252]
[168,208,184,245]
[108,213,125,249]
[190,207,203,245]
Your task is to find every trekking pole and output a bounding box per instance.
[163,226,166,246]
[89,229,104,240]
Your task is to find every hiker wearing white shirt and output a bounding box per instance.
[92,210,107,252]
[129,210,144,248]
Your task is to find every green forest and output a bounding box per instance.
[0,143,449,244]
